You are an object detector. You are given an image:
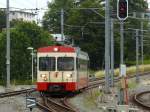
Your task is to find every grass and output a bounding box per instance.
[0,79,36,86]
[11,79,34,85]
[95,64,150,78]
[127,80,137,89]
[83,89,102,108]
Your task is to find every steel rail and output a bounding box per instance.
[47,97,76,112]
[134,91,150,110]
[26,89,55,112]
[0,88,35,98]
[87,71,150,90]
[37,92,77,112]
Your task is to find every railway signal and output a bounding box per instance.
[117,0,128,105]
[117,0,128,21]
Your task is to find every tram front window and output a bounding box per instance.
[57,57,74,71]
[39,57,55,71]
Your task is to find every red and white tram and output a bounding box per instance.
[36,45,89,92]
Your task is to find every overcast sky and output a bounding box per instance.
[0,0,52,9]
[0,0,52,20]
[0,0,150,19]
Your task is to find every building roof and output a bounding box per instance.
[0,8,36,15]
[10,10,36,15]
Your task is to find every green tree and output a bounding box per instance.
[43,0,149,69]
[43,0,105,69]
[66,0,105,69]
[0,21,53,84]
[43,0,74,32]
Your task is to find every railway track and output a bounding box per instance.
[36,92,77,112]
[88,71,150,88]
[0,88,35,98]
[134,91,150,110]
[35,71,150,112]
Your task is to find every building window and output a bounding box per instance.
[12,12,15,15]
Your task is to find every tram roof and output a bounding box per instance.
[38,45,76,53]
[38,45,89,60]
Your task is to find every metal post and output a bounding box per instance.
[35,0,39,24]
[27,47,34,83]
[136,29,139,83]
[105,0,110,93]
[81,27,84,38]
[6,0,10,88]
[61,8,64,42]
[120,21,124,64]
[119,21,124,104]
[31,50,34,83]
[110,18,114,87]
[72,39,74,46]
[141,13,144,65]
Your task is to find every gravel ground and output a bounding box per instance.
[0,85,41,112]
[0,94,41,112]
[128,75,150,95]
[70,90,103,112]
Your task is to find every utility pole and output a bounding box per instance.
[120,21,124,64]
[110,18,114,87]
[119,20,125,104]
[141,13,144,65]
[35,0,39,24]
[128,27,147,83]
[31,49,34,83]
[61,8,64,42]
[136,29,139,83]
[105,0,110,93]
[6,0,10,88]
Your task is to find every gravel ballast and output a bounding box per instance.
[0,85,41,112]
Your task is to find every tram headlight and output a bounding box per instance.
[43,77,48,81]
[41,74,48,81]
[41,74,46,78]
[66,74,72,78]
[54,47,58,52]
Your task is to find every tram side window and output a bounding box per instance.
[39,57,55,71]
[57,57,74,71]
[77,59,88,71]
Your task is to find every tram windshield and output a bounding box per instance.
[57,57,74,71]
[39,57,55,71]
